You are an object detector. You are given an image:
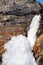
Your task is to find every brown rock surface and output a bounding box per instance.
[33,12,43,64]
[0,25,27,57]
[33,34,43,64]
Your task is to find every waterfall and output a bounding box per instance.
[27,15,41,49]
[1,15,41,65]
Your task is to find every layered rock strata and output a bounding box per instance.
[0,0,43,65]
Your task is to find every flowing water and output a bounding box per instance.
[27,15,41,49]
[1,15,41,65]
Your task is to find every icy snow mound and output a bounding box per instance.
[2,35,37,65]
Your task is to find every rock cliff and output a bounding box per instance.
[0,0,43,65]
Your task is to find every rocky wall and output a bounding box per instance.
[0,0,43,65]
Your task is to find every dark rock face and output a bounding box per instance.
[0,57,2,65]
[38,59,43,65]
[0,3,41,15]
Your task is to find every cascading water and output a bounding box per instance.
[1,15,41,65]
[27,15,41,49]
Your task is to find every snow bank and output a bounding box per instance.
[2,35,37,65]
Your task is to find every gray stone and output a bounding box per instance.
[15,0,33,4]
[0,3,41,15]
[0,0,34,5]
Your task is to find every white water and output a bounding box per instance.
[27,15,41,49]
[1,15,41,65]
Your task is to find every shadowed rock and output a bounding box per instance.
[0,2,41,15]
[0,15,34,26]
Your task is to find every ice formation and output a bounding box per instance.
[1,15,41,65]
